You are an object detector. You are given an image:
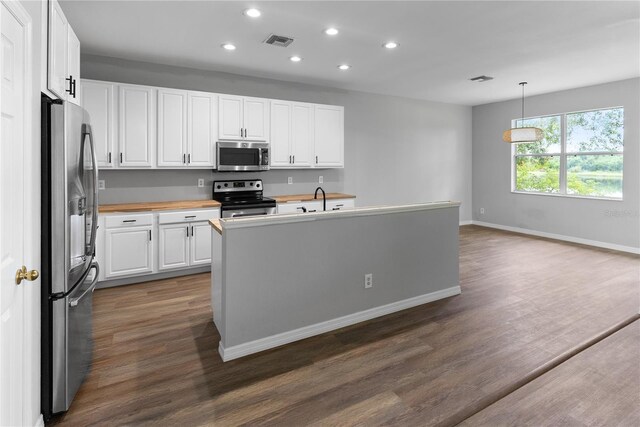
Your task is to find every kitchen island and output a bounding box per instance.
[209,201,461,361]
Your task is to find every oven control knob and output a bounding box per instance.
[250,182,254,186]
[216,185,221,189]
[224,183,228,187]
[256,183,260,188]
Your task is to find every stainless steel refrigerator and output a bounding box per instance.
[41,95,99,419]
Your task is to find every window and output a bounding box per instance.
[512,107,623,199]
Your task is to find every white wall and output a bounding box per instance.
[472,78,639,249]
[81,54,473,221]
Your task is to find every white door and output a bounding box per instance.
[314,105,344,167]
[291,103,314,168]
[187,92,217,167]
[1,3,35,425]
[80,80,116,168]
[218,95,243,140]
[118,85,154,167]
[269,100,292,168]
[157,89,187,167]
[104,227,153,278]
[244,97,269,141]
[158,224,189,271]
[47,0,68,99]
[66,25,80,106]
[189,222,212,266]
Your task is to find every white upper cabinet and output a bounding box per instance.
[80,80,116,168]
[66,26,81,105]
[188,91,217,167]
[270,100,293,167]
[291,103,314,168]
[244,97,269,141]
[218,95,243,140]
[48,0,69,99]
[270,101,314,168]
[219,95,269,141]
[47,0,80,102]
[314,105,344,168]
[119,85,155,167]
[157,89,187,167]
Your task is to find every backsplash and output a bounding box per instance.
[97,169,344,204]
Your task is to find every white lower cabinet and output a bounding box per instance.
[98,208,219,282]
[277,198,354,214]
[104,214,154,279]
[158,223,190,270]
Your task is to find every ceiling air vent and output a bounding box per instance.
[264,34,294,47]
[470,75,494,82]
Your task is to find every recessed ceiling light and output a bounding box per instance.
[244,8,261,18]
[383,41,398,49]
[337,64,350,70]
[324,28,339,36]
[221,43,236,51]
[290,56,302,62]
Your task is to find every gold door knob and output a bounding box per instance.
[15,266,39,285]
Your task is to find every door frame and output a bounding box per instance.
[0,0,38,426]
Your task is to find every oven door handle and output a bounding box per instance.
[230,212,269,218]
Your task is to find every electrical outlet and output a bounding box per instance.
[287,177,293,185]
[98,180,105,190]
[198,178,205,188]
[480,207,485,215]
[319,176,323,184]
[364,273,373,289]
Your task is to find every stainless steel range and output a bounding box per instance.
[213,179,276,218]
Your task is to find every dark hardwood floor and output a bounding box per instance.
[50,225,640,426]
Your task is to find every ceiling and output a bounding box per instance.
[61,1,640,106]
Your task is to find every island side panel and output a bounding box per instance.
[211,228,224,342]
[222,205,460,350]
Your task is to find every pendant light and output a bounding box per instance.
[502,82,543,143]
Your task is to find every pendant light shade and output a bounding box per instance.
[503,82,543,144]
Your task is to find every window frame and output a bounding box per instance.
[511,106,624,201]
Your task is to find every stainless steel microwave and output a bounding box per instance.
[216,141,270,171]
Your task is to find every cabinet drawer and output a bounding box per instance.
[105,213,154,228]
[277,201,322,214]
[326,199,355,211]
[158,209,219,224]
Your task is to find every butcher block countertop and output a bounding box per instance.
[99,200,221,213]
[270,193,356,203]
[210,219,223,235]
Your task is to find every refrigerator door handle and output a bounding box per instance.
[82,124,99,257]
[69,263,99,307]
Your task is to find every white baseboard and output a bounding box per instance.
[34,414,44,427]
[459,220,473,226]
[219,285,461,361]
[472,220,640,255]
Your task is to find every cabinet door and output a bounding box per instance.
[80,81,116,168]
[119,85,155,167]
[244,97,269,141]
[188,92,217,167]
[66,26,81,106]
[190,222,212,266]
[314,105,344,168]
[218,95,243,140]
[157,89,187,167]
[269,100,292,168]
[104,227,153,278]
[291,103,314,168]
[48,0,68,99]
[158,224,190,270]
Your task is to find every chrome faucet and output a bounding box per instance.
[314,187,326,211]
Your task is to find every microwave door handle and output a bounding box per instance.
[258,148,263,166]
